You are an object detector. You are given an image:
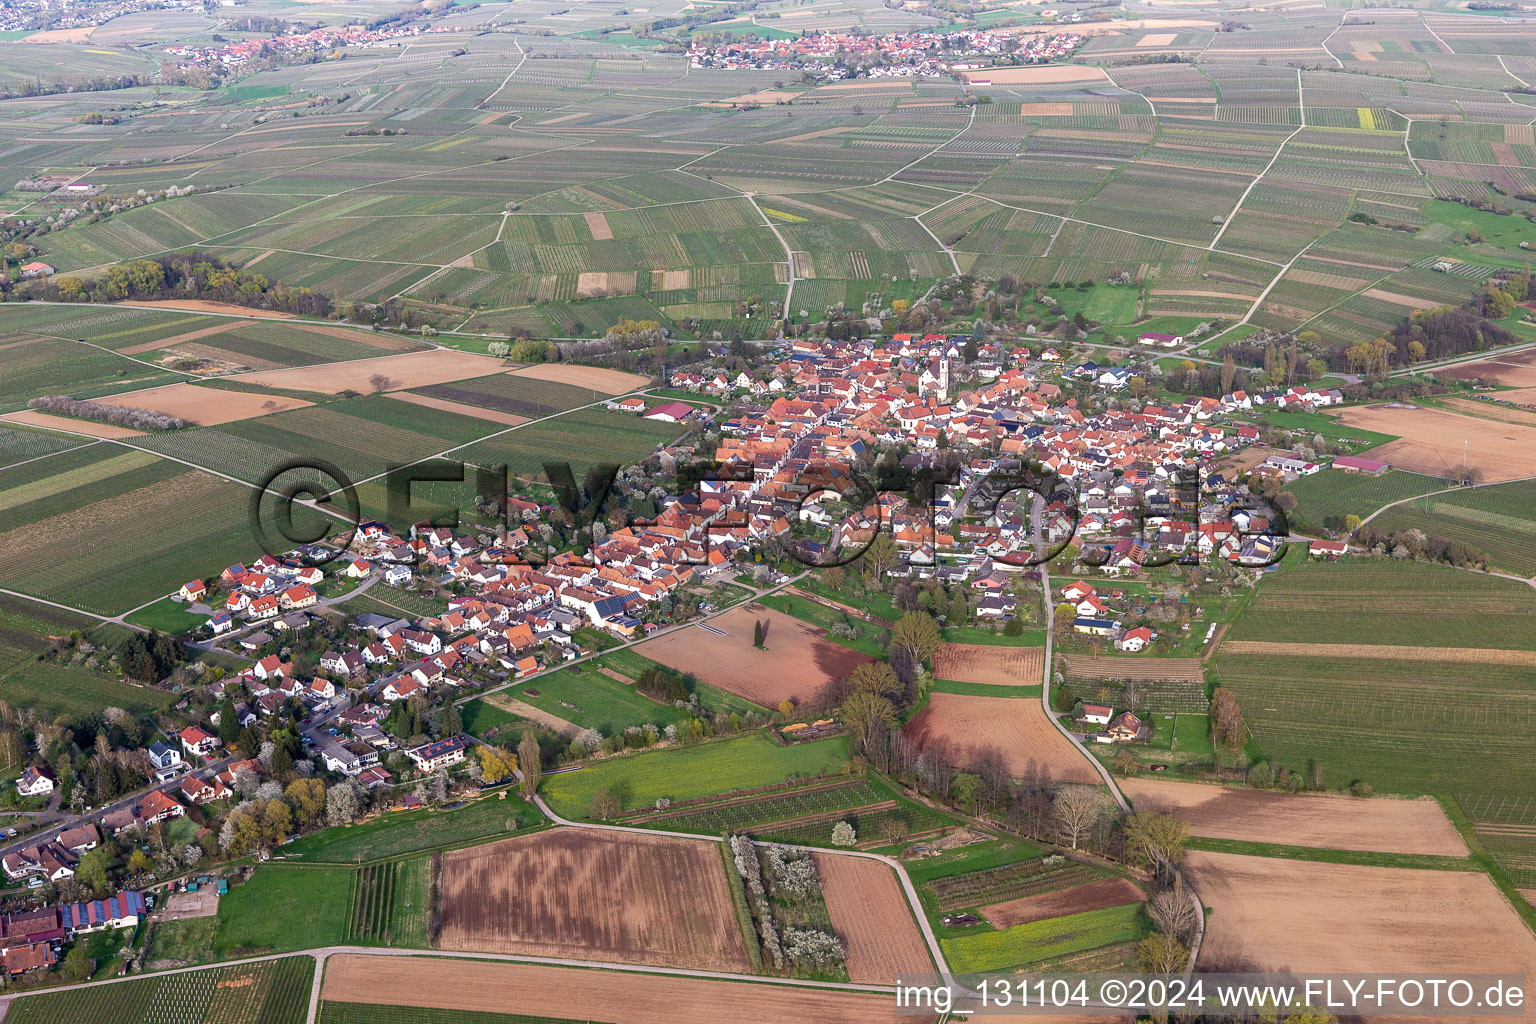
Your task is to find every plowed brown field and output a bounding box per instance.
[1188,851,1536,1021]
[982,877,1145,929]
[320,955,931,1024]
[932,644,1044,686]
[639,605,872,707]
[813,854,932,983]
[1329,404,1536,482]
[90,382,310,425]
[1121,778,1466,855]
[438,830,750,972]
[229,349,506,395]
[902,693,1098,783]
[507,362,651,394]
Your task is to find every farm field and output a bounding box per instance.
[506,363,652,394]
[88,382,311,425]
[212,865,353,955]
[541,732,849,819]
[1218,559,1536,796]
[0,659,175,719]
[0,458,258,615]
[813,853,934,981]
[319,955,928,1024]
[622,774,951,846]
[228,350,508,395]
[1188,851,1536,988]
[941,903,1147,974]
[510,662,690,735]
[1368,478,1536,578]
[278,793,545,862]
[438,830,750,971]
[1283,468,1447,530]
[638,605,873,708]
[1328,404,1536,482]
[902,692,1099,783]
[931,643,1044,686]
[981,877,1146,930]
[349,854,432,947]
[4,957,314,1024]
[1121,779,1466,856]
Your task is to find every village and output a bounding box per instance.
[0,320,1373,984]
[688,28,1085,78]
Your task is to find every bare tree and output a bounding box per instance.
[368,373,397,393]
[1051,784,1105,850]
[1147,883,1199,942]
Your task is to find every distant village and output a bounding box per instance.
[688,28,1085,78]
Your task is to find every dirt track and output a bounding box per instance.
[932,644,1043,686]
[1219,639,1536,666]
[321,955,929,1024]
[438,830,749,973]
[902,693,1098,783]
[814,854,933,983]
[1122,778,1467,856]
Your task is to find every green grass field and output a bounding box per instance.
[124,596,209,635]
[0,659,174,718]
[214,865,353,956]
[515,663,690,735]
[941,903,1147,973]
[542,732,849,818]
[6,957,314,1024]
[279,794,545,863]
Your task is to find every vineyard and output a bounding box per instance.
[349,854,434,947]
[6,956,314,1024]
[1368,478,1536,578]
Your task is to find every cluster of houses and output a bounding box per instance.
[689,29,1083,78]
[1,824,102,887]
[1059,579,1156,651]
[668,332,1291,580]
[0,891,145,976]
[1080,703,1147,745]
[163,22,451,70]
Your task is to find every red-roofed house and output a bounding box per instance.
[180,726,221,759]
